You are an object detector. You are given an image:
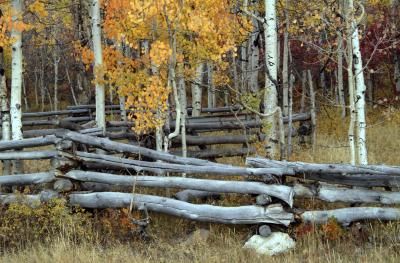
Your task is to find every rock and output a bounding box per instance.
[258,225,272,237]
[243,232,295,256]
[256,194,272,206]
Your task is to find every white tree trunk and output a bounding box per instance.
[0,47,11,175]
[178,76,187,159]
[350,0,368,165]
[263,0,279,158]
[10,0,24,173]
[191,63,203,117]
[207,63,216,108]
[91,0,105,133]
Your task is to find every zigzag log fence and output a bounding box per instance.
[1,131,400,228]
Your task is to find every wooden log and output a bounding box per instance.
[246,158,400,175]
[24,129,66,138]
[22,109,90,118]
[0,150,57,160]
[58,131,240,167]
[69,192,294,225]
[172,148,256,159]
[64,170,294,206]
[0,172,55,186]
[172,134,265,146]
[174,190,221,202]
[294,183,400,205]
[0,135,59,151]
[72,151,291,178]
[301,207,400,225]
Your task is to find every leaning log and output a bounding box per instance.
[69,192,294,225]
[294,183,400,205]
[301,207,400,225]
[247,158,400,175]
[72,151,290,178]
[58,131,241,167]
[64,170,294,206]
[0,172,55,186]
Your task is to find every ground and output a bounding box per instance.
[0,107,400,262]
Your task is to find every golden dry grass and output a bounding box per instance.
[1,107,400,262]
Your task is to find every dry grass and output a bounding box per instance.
[1,107,400,262]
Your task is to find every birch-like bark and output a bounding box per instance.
[178,76,187,159]
[349,0,368,165]
[0,42,11,175]
[240,44,247,93]
[91,0,105,133]
[207,63,216,108]
[191,63,203,117]
[10,0,24,173]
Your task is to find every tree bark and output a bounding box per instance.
[191,63,204,117]
[69,192,293,226]
[91,0,105,133]
[10,0,24,174]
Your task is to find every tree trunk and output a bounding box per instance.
[191,63,204,117]
[248,11,260,93]
[263,0,279,158]
[337,30,346,118]
[282,0,289,116]
[207,63,216,108]
[0,41,11,174]
[91,0,105,133]
[307,70,316,152]
[10,0,24,174]
[349,0,368,165]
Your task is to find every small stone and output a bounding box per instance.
[243,232,296,256]
[256,194,272,206]
[258,225,272,237]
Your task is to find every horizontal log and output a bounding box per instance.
[294,183,400,205]
[24,129,67,138]
[179,148,256,159]
[172,135,264,146]
[64,170,294,206]
[301,207,400,225]
[22,109,90,118]
[0,135,59,151]
[72,151,291,178]
[0,150,57,160]
[0,172,55,186]
[247,158,400,175]
[69,192,294,225]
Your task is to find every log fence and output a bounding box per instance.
[1,130,400,228]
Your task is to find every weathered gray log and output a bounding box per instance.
[64,170,294,206]
[247,158,400,175]
[256,194,273,206]
[0,135,59,151]
[258,225,272,237]
[22,109,89,118]
[172,148,256,159]
[72,151,290,178]
[0,172,55,186]
[0,190,60,207]
[174,190,221,202]
[58,131,242,167]
[301,207,400,225]
[21,117,91,127]
[294,183,400,205]
[0,150,57,160]
[172,134,265,146]
[24,129,66,138]
[53,179,74,192]
[69,192,294,225]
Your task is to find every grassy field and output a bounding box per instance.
[1,107,400,262]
